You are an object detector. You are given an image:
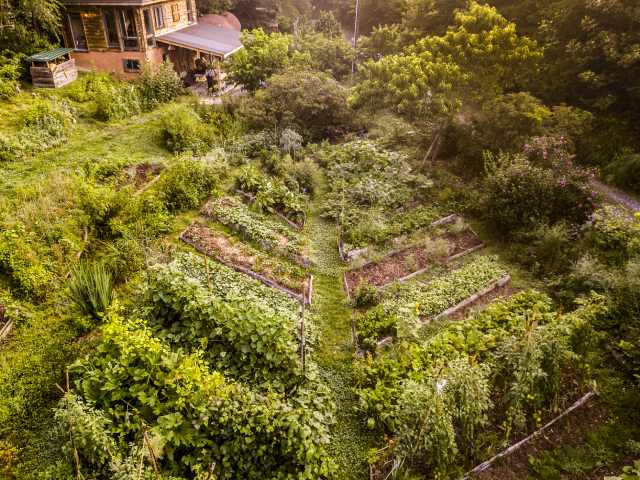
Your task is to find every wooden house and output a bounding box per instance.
[59,0,243,79]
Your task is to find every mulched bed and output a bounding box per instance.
[345,228,484,297]
[180,221,308,298]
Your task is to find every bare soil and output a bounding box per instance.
[345,229,483,296]
[126,162,163,188]
[180,221,306,294]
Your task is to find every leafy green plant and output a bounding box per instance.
[94,82,142,121]
[155,156,219,212]
[160,104,216,154]
[136,60,183,111]
[67,261,114,319]
[354,281,379,308]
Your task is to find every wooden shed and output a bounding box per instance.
[27,47,78,88]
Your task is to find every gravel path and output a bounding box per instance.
[590,179,640,213]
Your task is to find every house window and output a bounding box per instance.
[102,9,120,49]
[171,3,180,22]
[123,59,141,72]
[68,13,88,51]
[118,9,139,50]
[154,6,165,28]
[143,9,155,46]
[186,0,194,22]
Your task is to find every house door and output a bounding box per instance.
[68,13,88,51]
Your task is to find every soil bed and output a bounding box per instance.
[345,228,484,296]
[180,221,309,299]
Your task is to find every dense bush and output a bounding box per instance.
[481,152,597,235]
[136,60,183,110]
[0,52,24,99]
[155,156,219,212]
[240,68,353,141]
[69,314,335,479]
[63,71,117,103]
[160,103,216,154]
[0,223,53,300]
[607,151,640,193]
[583,206,640,265]
[93,82,142,121]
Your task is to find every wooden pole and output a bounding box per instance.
[351,0,360,76]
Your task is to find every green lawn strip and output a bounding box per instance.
[307,208,375,479]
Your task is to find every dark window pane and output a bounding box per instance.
[69,13,88,51]
[119,9,139,50]
[103,10,119,48]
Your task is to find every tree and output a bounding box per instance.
[0,0,61,52]
[291,31,354,79]
[232,0,279,29]
[196,0,235,15]
[225,28,290,91]
[240,68,353,140]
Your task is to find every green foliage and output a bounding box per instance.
[160,104,215,154]
[318,140,435,248]
[607,152,640,193]
[381,255,507,324]
[240,68,353,141]
[357,305,397,352]
[291,32,354,79]
[481,152,597,235]
[584,206,640,265]
[0,223,53,300]
[136,61,183,111]
[226,28,291,91]
[155,156,219,212]
[94,82,142,121]
[234,164,306,224]
[70,313,335,479]
[63,71,118,103]
[67,261,114,320]
[353,281,379,309]
[0,52,24,99]
[142,262,301,388]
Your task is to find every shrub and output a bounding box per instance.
[94,82,142,121]
[240,68,353,141]
[584,206,640,265]
[155,156,219,212]
[0,52,23,99]
[161,104,215,154]
[357,305,397,352]
[62,71,115,103]
[67,261,114,319]
[607,151,640,193]
[0,224,52,300]
[136,60,183,110]
[481,152,597,235]
[354,281,379,308]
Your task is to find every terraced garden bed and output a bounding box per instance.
[180,221,311,303]
[202,196,310,265]
[344,224,485,297]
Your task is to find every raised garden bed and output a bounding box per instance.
[0,305,11,346]
[236,189,305,230]
[180,221,312,304]
[344,222,485,297]
[202,197,310,266]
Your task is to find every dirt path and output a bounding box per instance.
[308,207,374,479]
[591,178,640,213]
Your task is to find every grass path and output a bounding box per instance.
[307,205,374,479]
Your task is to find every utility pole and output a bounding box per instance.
[351,0,360,76]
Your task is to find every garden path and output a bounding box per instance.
[591,178,640,213]
[307,207,374,479]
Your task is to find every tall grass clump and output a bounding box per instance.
[67,261,114,319]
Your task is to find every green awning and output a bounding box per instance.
[26,47,74,63]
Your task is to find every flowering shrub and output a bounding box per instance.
[482,151,598,234]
